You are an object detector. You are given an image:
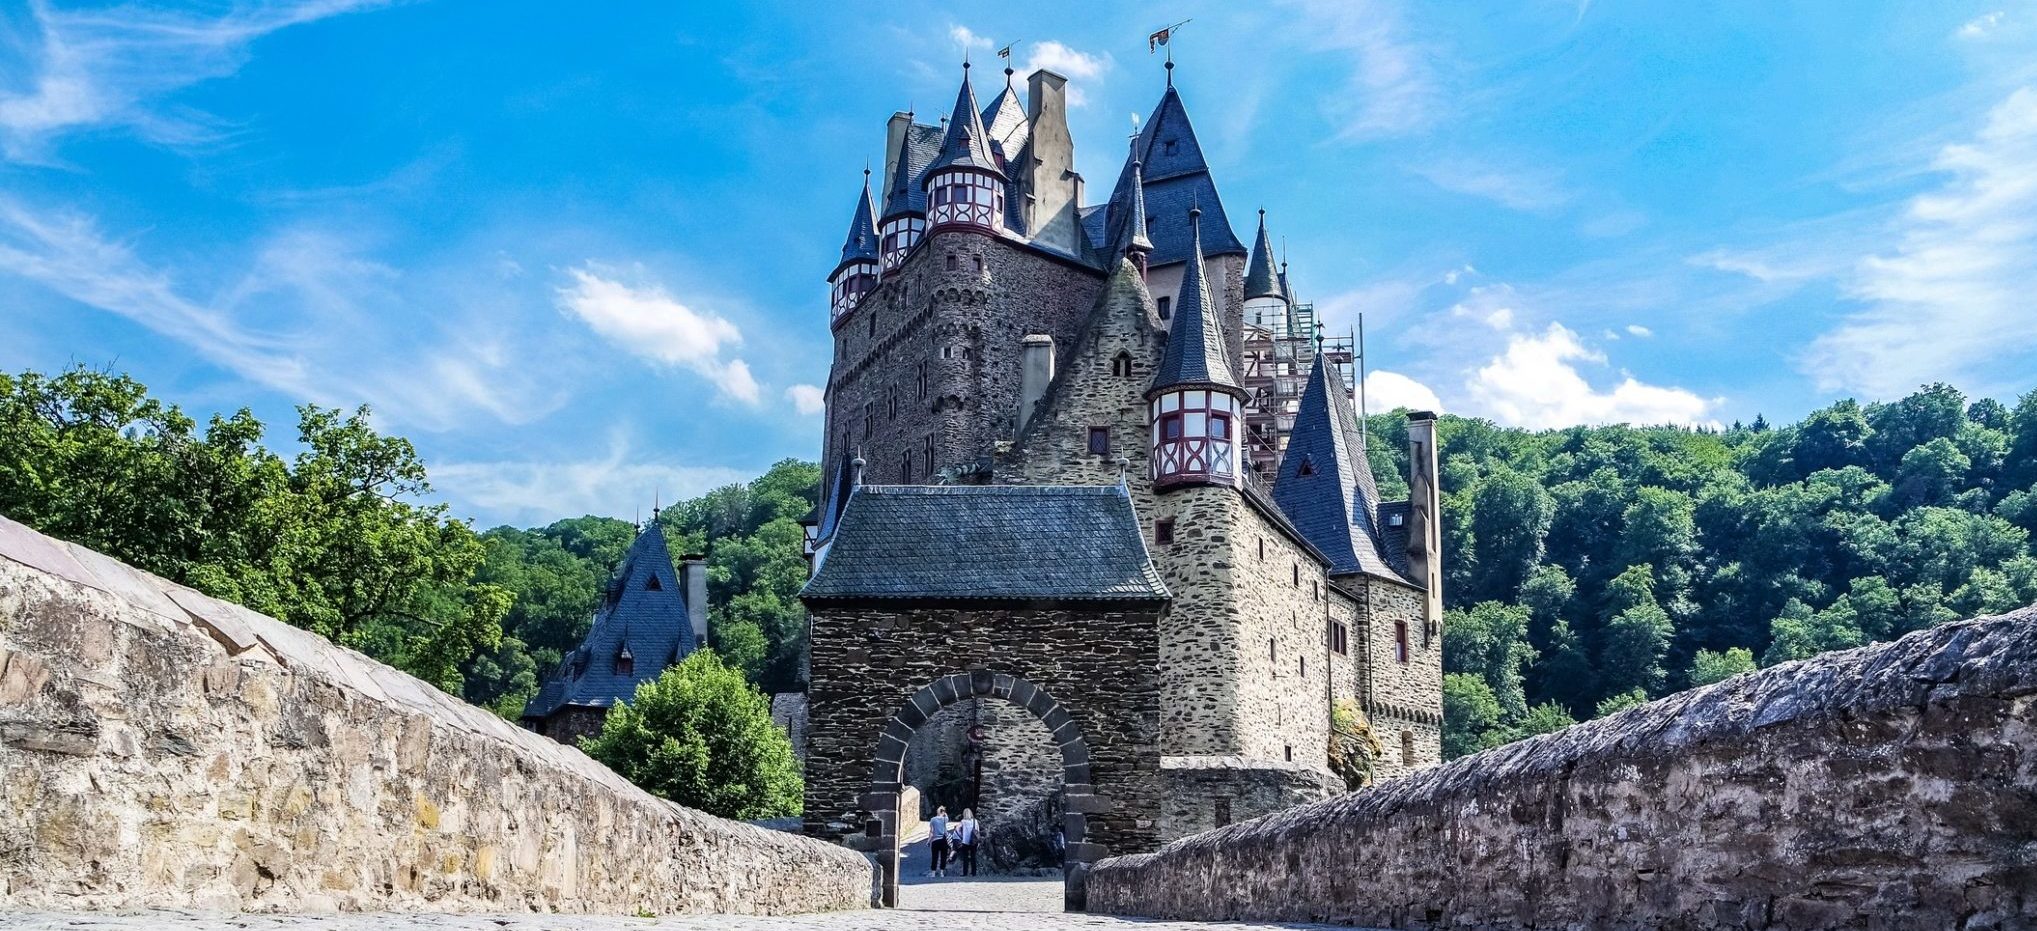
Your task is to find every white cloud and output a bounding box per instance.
[1626,324,1653,338]
[555,263,761,404]
[1803,86,2037,398]
[1409,158,1568,211]
[1362,370,1443,414]
[1959,11,2004,39]
[1021,41,1111,107]
[948,25,993,51]
[785,383,826,416]
[1463,323,1721,428]
[0,196,567,431]
[0,0,390,161]
[1277,0,1442,139]
[433,434,751,526]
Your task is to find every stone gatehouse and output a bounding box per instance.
[801,484,1167,909]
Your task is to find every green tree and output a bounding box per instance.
[1689,647,1757,687]
[1592,689,1650,717]
[1514,702,1577,738]
[1442,602,1535,720]
[581,650,802,820]
[1468,467,1556,602]
[1441,673,1506,759]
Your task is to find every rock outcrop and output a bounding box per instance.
[0,516,871,914]
[1089,604,2037,930]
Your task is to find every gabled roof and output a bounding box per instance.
[834,172,879,274]
[980,75,1031,171]
[881,122,943,221]
[522,521,700,721]
[1244,209,1283,301]
[1272,354,1412,584]
[1098,84,1246,265]
[801,485,1170,604]
[1148,208,1242,396]
[925,65,1005,179]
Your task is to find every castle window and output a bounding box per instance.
[615,646,634,678]
[1331,621,1349,655]
[1268,638,1276,661]
[1284,745,1294,762]
[1159,412,1183,441]
[1388,511,1405,527]
[869,310,878,338]
[1111,351,1133,377]
[1154,518,1174,545]
[1210,412,1232,440]
[1293,563,1300,586]
[645,574,662,591]
[1401,730,1415,766]
[1213,797,1231,827]
[901,448,913,484]
[1156,296,1172,320]
[923,435,935,476]
[1299,657,1306,678]
[1087,426,1110,456]
[1312,580,1320,601]
[974,255,985,273]
[1297,455,1316,477]
[1395,621,1410,663]
[1258,538,1265,560]
[946,254,958,270]
[918,362,928,399]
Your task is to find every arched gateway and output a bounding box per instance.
[799,483,1171,911]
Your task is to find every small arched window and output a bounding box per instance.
[1111,351,1133,377]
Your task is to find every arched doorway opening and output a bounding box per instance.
[862,669,1100,911]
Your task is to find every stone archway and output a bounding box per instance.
[861,669,1101,911]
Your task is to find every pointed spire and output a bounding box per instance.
[833,169,879,274]
[926,61,1004,179]
[1272,353,1402,581]
[1125,157,1153,258]
[1148,205,1242,396]
[1244,208,1283,301]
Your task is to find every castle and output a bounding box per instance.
[796,59,1443,906]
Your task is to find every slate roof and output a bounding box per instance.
[925,65,1004,178]
[814,454,854,544]
[881,123,943,221]
[1093,85,1246,265]
[1376,500,1415,580]
[834,172,879,274]
[1148,208,1243,396]
[1244,210,1284,300]
[981,77,1031,170]
[522,521,700,721]
[1271,354,1413,584]
[801,485,1170,603]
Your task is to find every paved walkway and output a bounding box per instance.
[0,880,1364,929]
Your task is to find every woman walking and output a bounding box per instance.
[955,808,981,877]
[927,805,951,877]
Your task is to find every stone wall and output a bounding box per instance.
[1089,605,2037,929]
[0,518,870,915]
[1350,576,1442,780]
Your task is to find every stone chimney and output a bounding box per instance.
[1017,334,1055,435]
[1023,70,1081,255]
[1404,411,1443,637]
[883,111,912,192]
[681,555,709,647]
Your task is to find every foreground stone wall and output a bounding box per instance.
[0,518,870,914]
[1091,605,2037,930]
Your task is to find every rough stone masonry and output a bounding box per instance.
[1088,604,2037,930]
[0,516,871,915]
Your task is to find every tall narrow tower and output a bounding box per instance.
[1147,207,1245,489]
[828,170,880,325]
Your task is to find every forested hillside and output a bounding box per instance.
[6,367,2033,753]
[1371,384,2037,757]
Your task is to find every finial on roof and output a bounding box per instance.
[1115,456,1132,485]
[850,457,866,488]
[1164,58,1174,87]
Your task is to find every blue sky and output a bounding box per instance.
[3,1,2034,527]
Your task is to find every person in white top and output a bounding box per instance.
[926,806,951,877]
[955,808,981,877]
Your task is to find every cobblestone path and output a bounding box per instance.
[0,878,1365,929]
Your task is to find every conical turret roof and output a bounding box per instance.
[834,172,879,275]
[925,64,1005,179]
[1148,208,1242,396]
[1272,354,1410,582]
[1244,209,1284,301]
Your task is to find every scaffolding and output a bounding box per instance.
[1240,302,1357,480]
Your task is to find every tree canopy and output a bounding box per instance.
[580,650,803,820]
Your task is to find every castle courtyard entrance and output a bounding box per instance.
[864,671,1101,909]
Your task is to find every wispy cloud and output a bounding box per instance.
[555,262,761,405]
[432,431,750,526]
[1959,10,2005,39]
[1800,87,2037,398]
[1022,41,1111,107]
[0,195,567,430]
[0,0,391,161]
[1276,0,1442,139]
[784,383,826,416]
[1409,157,1569,211]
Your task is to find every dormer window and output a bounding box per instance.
[1297,455,1316,477]
[1388,511,1406,527]
[616,645,635,677]
[645,574,662,591]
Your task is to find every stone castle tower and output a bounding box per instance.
[799,60,1443,907]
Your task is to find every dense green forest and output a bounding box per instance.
[5,367,2034,756]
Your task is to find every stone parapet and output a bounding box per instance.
[1089,605,2037,929]
[0,516,871,915]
